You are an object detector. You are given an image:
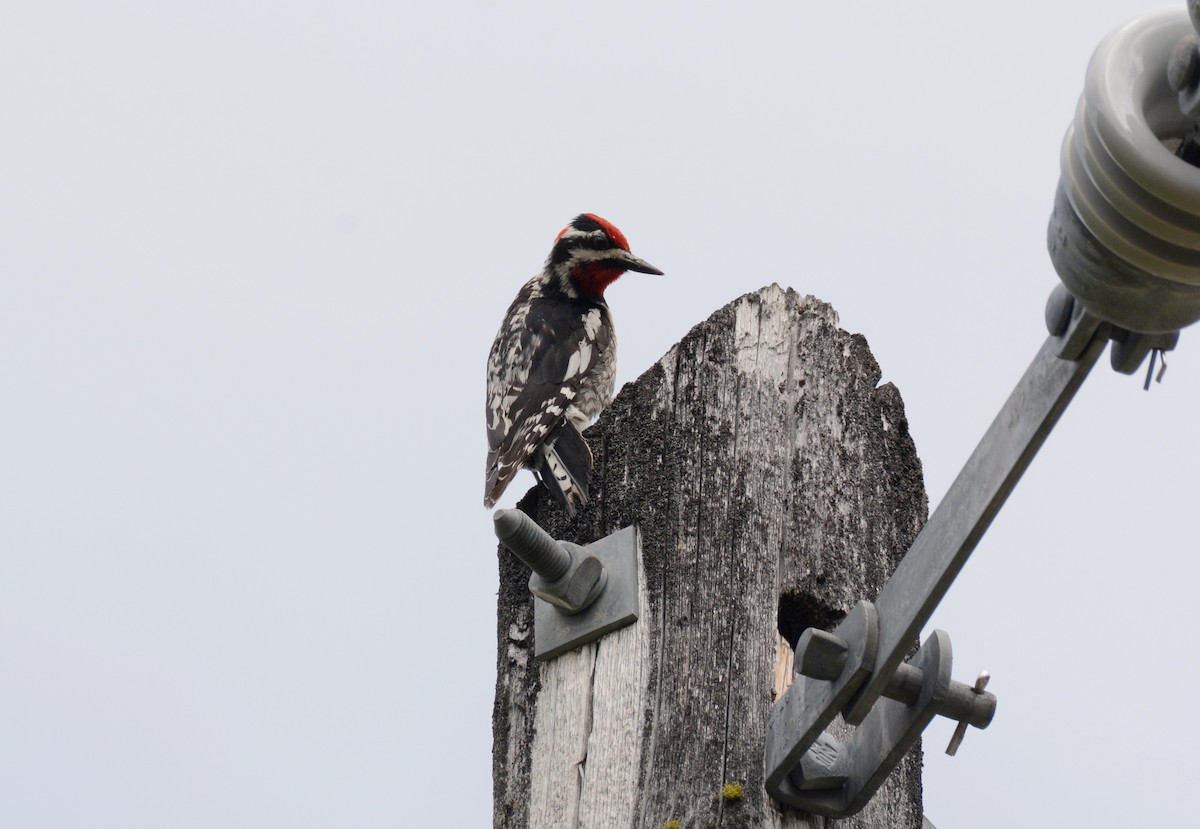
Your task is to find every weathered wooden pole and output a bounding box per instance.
[493,285,928,829]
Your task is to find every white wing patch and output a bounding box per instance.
[561,309,601,381]
[576,340,592,374]
[563,339,593,381]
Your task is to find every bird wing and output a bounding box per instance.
[484,291,609,507]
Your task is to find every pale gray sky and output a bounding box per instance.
[3,2,1197,827]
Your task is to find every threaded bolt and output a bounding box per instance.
[493,509,571,581]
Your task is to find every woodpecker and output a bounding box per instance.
[485,214,662,516]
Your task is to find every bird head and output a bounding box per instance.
[547,213,663,299]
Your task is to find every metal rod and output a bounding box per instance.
[844,331,1108,722]
[796,631,995,725]
[493,508,572,581]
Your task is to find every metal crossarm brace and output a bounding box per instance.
[766,295,1113,815]
[847,319,1107,723]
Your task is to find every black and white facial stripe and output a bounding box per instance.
[547,226,623,296]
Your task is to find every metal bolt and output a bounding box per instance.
[530,550,608,615]
[795,628,849,682]
[493,508,609,615]
[793,631,996,735]
[1044,283,1075,337]
[946,670,990,756]
[796,732,849,791]
[493,509,571,581]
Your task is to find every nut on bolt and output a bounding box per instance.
[494,509,610,614]
[529,541,608,614]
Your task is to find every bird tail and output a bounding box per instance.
[533,422,593,518]
[484,453,516,509]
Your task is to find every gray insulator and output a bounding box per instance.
[1049,9,1200,334]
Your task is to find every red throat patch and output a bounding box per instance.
[574,262,625,298]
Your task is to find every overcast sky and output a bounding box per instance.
[3,2,1197,827]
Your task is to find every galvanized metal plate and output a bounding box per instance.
[533,525,640,660]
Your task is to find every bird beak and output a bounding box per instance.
[608,250,664,275]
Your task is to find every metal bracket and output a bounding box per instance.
[769,623,995,815]
[493,510,640,660]
[766,601,879,801]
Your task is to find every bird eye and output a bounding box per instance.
[590,236,610,250]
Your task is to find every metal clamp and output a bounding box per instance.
[766,603,995,816]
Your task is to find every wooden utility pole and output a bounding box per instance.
[493,285,928,829]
